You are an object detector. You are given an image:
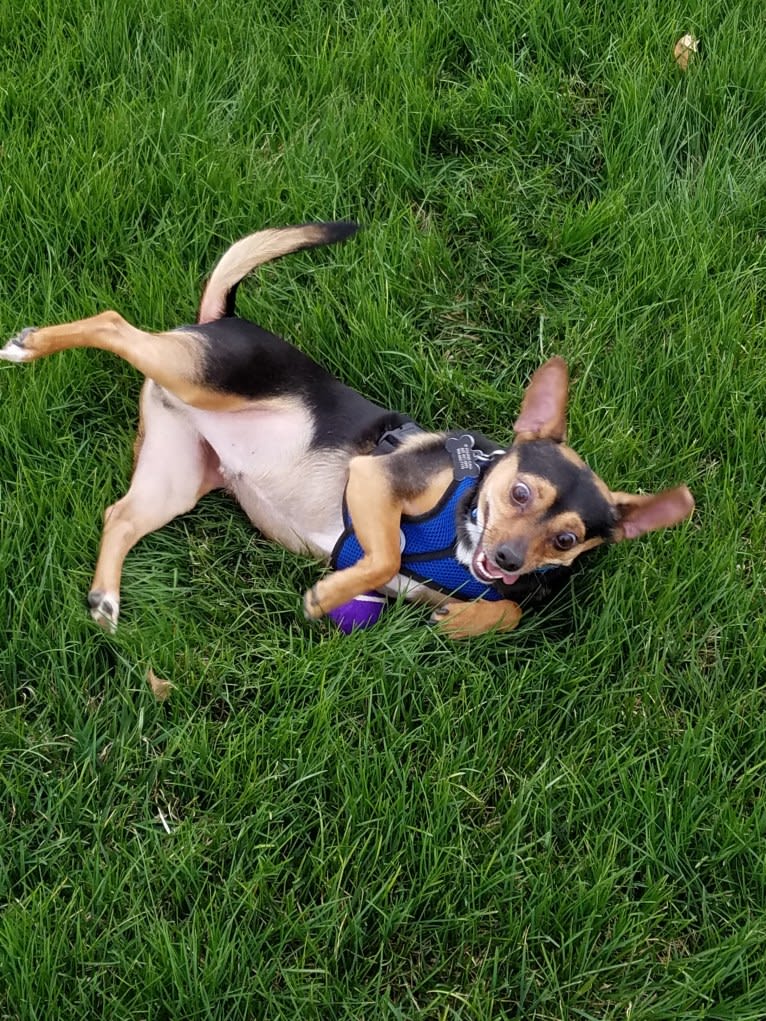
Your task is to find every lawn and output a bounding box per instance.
[1,0,765,1017]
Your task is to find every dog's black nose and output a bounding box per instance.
[493,543,525,573]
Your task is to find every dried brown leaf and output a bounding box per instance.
[147,667,173,702]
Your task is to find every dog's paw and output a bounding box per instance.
[430,602,473,639]
[303,585,325,621]
[0,328,38,363]
[88,590,119,633]
[431,599,522,639]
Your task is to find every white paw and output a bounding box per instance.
[87,590,119,633]
[0,328,36,362]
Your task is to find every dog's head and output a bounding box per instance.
[457,357,695,587]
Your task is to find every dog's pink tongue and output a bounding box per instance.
[481,555,520,586]
[496,569,520,585]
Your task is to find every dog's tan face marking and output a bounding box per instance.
[462,440,617,585]
[482,456,593,570]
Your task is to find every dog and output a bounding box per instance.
[0,221,694,638]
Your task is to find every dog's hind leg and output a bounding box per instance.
[1,311,251,411]
[88,380,222,631]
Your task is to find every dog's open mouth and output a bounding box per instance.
[471,550,522,587]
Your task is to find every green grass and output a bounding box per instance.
[1,0,765,1017]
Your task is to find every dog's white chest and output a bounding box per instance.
[187,402,348,558]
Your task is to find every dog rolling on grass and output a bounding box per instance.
[0,222,694,638]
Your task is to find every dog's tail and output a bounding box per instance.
[197,221,360,324]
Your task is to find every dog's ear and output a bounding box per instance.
[513,357,569,442]
[610,486,695,540]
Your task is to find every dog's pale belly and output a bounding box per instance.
[186,403,349,558]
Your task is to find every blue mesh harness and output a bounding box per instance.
[331,428,506,601]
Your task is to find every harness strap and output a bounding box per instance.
[371,420,425,456]
[332,423,562,599]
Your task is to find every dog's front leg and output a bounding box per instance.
[431,599,522,639]
[304,455,403,619]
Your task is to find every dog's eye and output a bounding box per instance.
[511,481,531,506]
[553,531,578,551]
[470,506,478,523]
